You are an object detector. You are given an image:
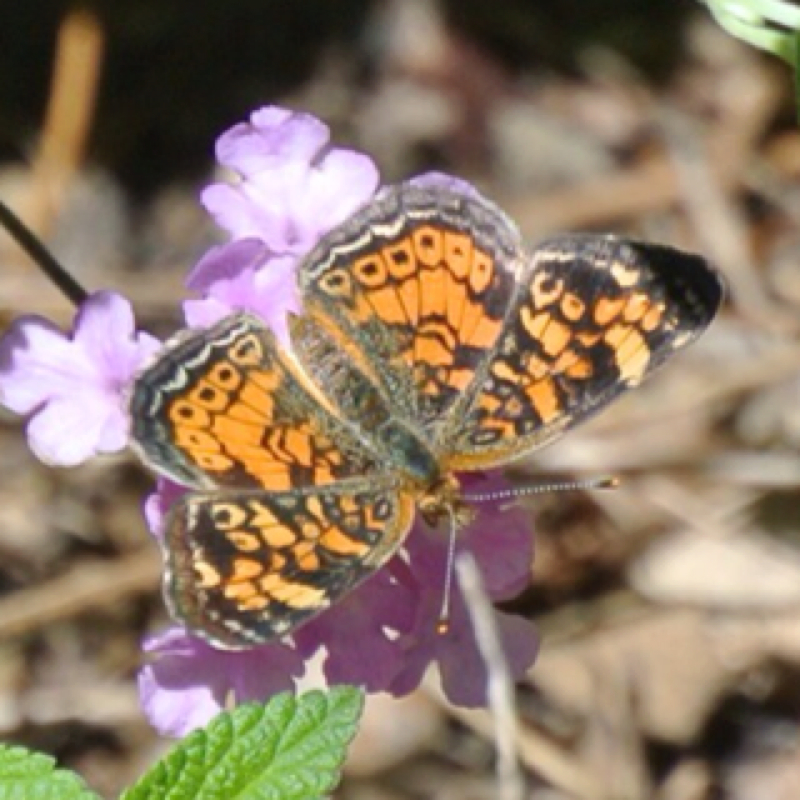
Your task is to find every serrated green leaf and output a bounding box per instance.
[123,686,364,800]
[793,31,800,123]
[0,744,100,800]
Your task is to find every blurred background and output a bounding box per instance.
[2,1,800,797]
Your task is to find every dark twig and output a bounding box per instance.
[0,200,88,307]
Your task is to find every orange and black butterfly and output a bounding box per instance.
[129,182,722,649]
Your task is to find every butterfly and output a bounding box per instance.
[128,181,723,649]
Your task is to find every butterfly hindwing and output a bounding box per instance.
[163,483,414,648]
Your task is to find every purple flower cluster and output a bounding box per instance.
[0,107,538,736]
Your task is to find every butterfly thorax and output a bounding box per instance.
[293,302,471,524]
[375,420,475,529]
[374,417,440,483]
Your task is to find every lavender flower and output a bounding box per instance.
[202,107,380,255]
[138,626,304,738]
[0,291,159,465]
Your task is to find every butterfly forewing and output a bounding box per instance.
[443,235,723,470]
[297,184,526,435]
[129,314,380,491]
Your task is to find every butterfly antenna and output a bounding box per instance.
[463,475,619,506]
[436,504,460,635]
[437,477,617,634]
[0,200,88,307]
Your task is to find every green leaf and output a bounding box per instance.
[0,744,100,800]
[704,0,800,63]
[122,687,364,800]
[704,0,800,120]
[793,31,800,123]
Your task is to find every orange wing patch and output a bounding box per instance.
[130,314,378,491]
[447,235,722,470]
[163,486,414,649]
[298,186,523,431]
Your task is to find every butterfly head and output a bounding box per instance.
[417,473,475,531]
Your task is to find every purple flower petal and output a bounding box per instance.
[143,478,187,540]
[387,573,539,706]
[294,567,416,692]
[139,627,305,736]
[404,473,534,600]
[374,477,536,703]
[185,238,269,291]
[201,106,379,255]
[437,601,540,706]
[215,108,330,175]
[0,291,160,465]
[183,244,299,343]
[456,474,535,599]
[25,395,127,465]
